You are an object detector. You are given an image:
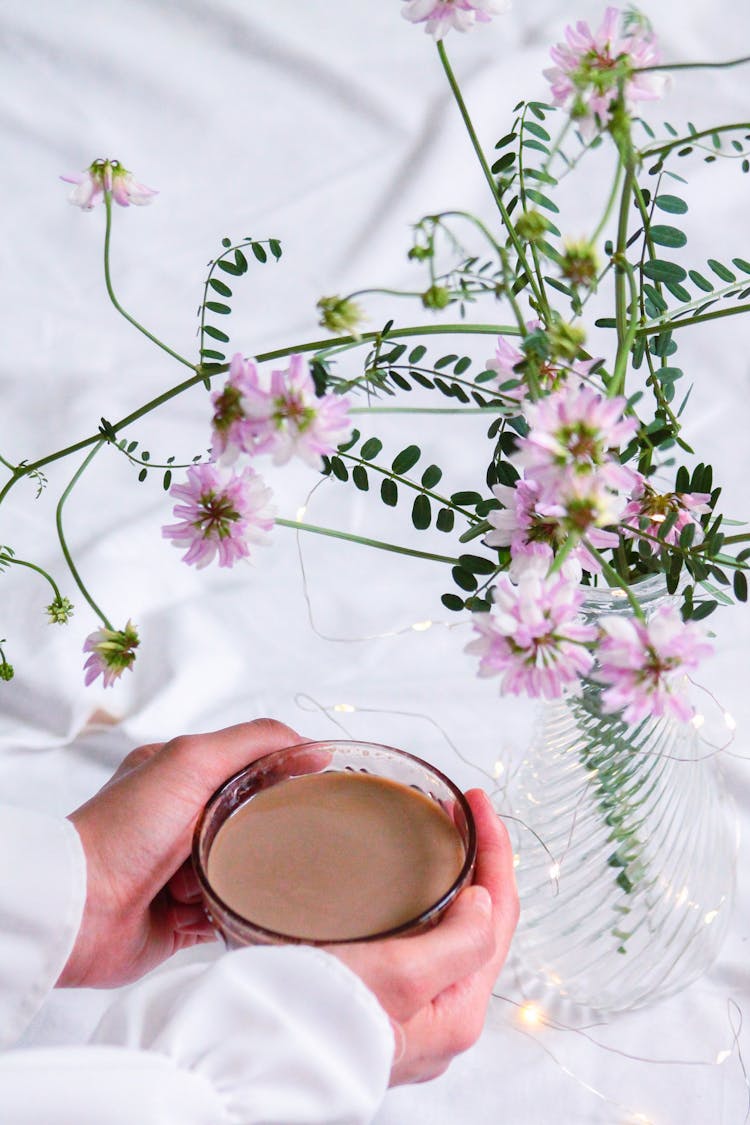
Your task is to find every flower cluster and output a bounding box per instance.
[18,3,744,724]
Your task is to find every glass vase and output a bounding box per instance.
[507,576,737,1018]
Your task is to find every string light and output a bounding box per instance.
[332,702,356,713]
[411,619,433,632]
[518,1002,543,1027]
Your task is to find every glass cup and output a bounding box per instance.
[192,739,477,948]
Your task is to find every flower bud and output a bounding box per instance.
[421,285,451,310]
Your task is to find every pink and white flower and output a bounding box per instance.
[60,158,157,211]
[402,0,511,40]
[516,383,638,499]
[162,462,274,569]
[83,620,140,688]
[486,477,619,579]
[211,353,264,463]
[486,326,600,404]
[596,604,713,724]
[544,8,668,140]
[466,570,596,699]
[241,354,353,470]
[620,480,711,547]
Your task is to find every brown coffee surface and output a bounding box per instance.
[206,771,466,941]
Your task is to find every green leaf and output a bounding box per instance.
[330,456,348,482]
[458,553,496,575]
[441,593,464,612]
[691,599,718,620]
[381,478,398,507]
[138,467,147,482]
[352,465,369,491]
[452,566,478,592]
[421,464,443,489]
[203,325,230,342]
[642,259,687,283]
[451,490,482,506]
[648,225,687,248]
[525,188,559,213]
[436,508,455,533]
[734,258,750,275]
[688,269,713,292]
[524,121,551,142]
[492,152,516,174]
[162,470,172,491]
[218,260,242,276]
[408,345,427,364]
[391,445,421,475]
[250,242,268,263]
[707,259,736,283]
[209,278,233,297]
[360,438,383,461]
[495,131,518,149]
[734,570,748,602]
[204,301,231,315]
[454,356,472,375]
[234,248,248,273]
[654,194,688,214]
[412,494,431,530]
[434,354,458,370]
[268,239,282,260]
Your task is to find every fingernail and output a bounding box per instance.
[471,885,492,916]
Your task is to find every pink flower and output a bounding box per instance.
[60,158,157,211]
[466,571,596,699]
[596,604,713,724]
[486,478,618,579]
[516,383,638,499]
[241,354,353,469]
[210,353,264,463]
[162,463,274,569]
[486,328,601,403]
[544,8,668,140]
[401,0,510,40]
[83,620,140,688]
[620,480,711,547]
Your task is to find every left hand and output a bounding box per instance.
[58,718,303,988]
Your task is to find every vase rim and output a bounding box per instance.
[580,571,668,612]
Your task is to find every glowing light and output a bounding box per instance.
[518,1002,543,1027]
[411,619,433,632]
[651,513,666,524]
[716,1049,732,1064]
[493,760,505,778]
[333,702,356,713]
[704,909,719,925]
[611,588,628,599]
[724,711,737,731]
[691,712,705,730]
[512,853,520,869]
[295,505,307,521]
[549,861,561,881]
[674,886,689,908]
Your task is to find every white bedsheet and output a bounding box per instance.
[2,2,749,1120]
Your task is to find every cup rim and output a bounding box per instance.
[192,739,477,945]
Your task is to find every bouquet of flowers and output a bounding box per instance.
[2,2,749,731]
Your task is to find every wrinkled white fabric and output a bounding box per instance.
[0,805,393,1124]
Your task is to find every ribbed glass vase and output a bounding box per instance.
[508,576,737,1018]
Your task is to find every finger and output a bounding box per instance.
[334,883,496,1023]
[103,742,165,788]
[160,718,308,798]
[464,788,519,960]
[168,858,203,904]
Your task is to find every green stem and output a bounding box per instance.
[591,158,624,246]
[4,557,63,602]
[610,257,640,397]
[0,321,517,508]
[436,41,545,310]
[641,122,750,160]
[338,450,478,523]
[636,301,750,337]
[55,442,112,628]
[103,192,197,372]
[276,517,458,566]
[349,405,506,415]
[635,56,750,75]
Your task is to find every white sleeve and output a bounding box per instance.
[0,804,394,1124]
[0,804,86,1048]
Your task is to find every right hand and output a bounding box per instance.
[329,788,519,1085]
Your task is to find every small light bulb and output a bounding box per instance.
[549,862,561,881]
[704,909,719,925]
[691,713,705,729]
[493,760,505,778]
[518,1002,543,1027]
[411,619,433,632]
[333,703,356,713]
[716,1049,732,1065]
[295,505,307,521]
[724,711,737,732]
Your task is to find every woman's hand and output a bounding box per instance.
[59,719,303,989]
[329,788,519,1085]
